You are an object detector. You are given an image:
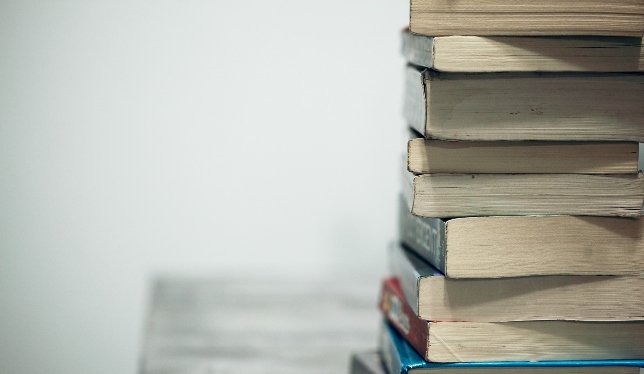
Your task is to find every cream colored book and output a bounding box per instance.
[405,321,644,363]
[402,170,644,218]
[410,0,644,37]
[404,65,644,141]
[380,320,644,374]
[397,195,644,278]
[401,29,644,72]
[407,136,639,174]
[390,243,644,322]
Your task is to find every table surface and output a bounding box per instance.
[139,277,380,374]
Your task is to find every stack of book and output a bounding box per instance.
[351,1,644,373]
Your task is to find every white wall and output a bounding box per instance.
[0,1,407,373]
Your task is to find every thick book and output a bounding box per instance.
[402,170,644,218]
[409,0,644,37]
[404,65,644,142]
[401,29,644,73]
[349,352,387,374]
[379,277,644,362]
[397,195,644,278]
[389,243,644,322]
[406,133,639,174]
[379,319,644,374]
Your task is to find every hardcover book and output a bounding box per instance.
[401,29,644,73]
[409,0,644,37]
[404,65,644,142]
[379,277,644,362]
[379,319,644,374]
[397,195,644,278]
[389,243,644,322]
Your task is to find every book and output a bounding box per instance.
[404,65,644,142]
[389,243,644,322]
[402,170,644,218]
[379,319,644,373]
[379,277,644,362]
[406,133,639,174]
[401,29,644,73]
[397,195,644,278]
[409,0,644,37]
[350,352,387,374]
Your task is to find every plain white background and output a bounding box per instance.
[0,1,407,373]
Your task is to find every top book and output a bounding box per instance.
[410,0,644,37]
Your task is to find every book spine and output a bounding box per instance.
[379,278,430,360]
[403,65,427,137]
[401,164,416,218]
[398,195,447,274]
[380,320,433,374]
[401,29,434,69]
[379,321,411,374]
[388,244,423,317]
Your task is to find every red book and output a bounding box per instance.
[378,277,429,359]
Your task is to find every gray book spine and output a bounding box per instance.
[398,195,446,274]
[401,30,434,69]
[403,65,427,136]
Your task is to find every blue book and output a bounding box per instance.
[379,320,644,374]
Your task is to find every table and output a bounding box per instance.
[139,277,380,374]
